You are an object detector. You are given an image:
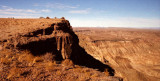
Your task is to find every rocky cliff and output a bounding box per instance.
[0,18,122,81]
[1,18,73,60]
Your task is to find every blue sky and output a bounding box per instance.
[0,0,160,27]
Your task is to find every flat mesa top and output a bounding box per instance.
[0,18,66,41]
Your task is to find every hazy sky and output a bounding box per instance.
[0,0,160,27]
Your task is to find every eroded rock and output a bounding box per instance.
[2,18,73,60]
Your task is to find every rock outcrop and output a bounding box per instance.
[53,22,73,59]
[1,18,73,60]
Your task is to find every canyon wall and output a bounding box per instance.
[75,28,160,81]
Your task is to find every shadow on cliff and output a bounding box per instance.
[17,37,63,61]
[69,31,115,76]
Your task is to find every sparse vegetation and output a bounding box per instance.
[61,17,65,19]
[104,69,109,76]
[46,16,50,19]
[33,56,43,63]
[39,17,44,19]
[7,67,21,79]
[1,57,12,65]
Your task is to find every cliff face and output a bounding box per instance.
[54,22,73,59]
[1,19,73,60]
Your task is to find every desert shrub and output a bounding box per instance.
[46,16,50,19]
[18,50,34,63]
[0,57,12,65]
[33,56,43,63]
[45,61,57,71]
[61,59,74,67]
[61,17,65,19]
[39,17,44,19]
[56,70,62,75]
[91,73,99,77]
[104,69,109,76]
[7,67,21,79]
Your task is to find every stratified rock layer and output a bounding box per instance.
[74,27,160,81]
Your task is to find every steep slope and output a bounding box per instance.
[74,27,160,81]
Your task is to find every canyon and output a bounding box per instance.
[74,27,160,81]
